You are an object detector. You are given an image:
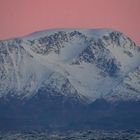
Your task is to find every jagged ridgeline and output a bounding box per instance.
[0,29,140,130]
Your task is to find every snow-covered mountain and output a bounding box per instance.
[0,28,140,130]
[0,28,140,102]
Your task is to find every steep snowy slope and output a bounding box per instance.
[0,28,140,102]
[105,66,140,102]
[0,39,51,98]
[0,38,84,102]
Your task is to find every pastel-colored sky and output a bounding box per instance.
[0,0,140,45]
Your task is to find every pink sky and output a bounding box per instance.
[0,0,140,45]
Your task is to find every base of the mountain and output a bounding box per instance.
[0,93,140,130]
